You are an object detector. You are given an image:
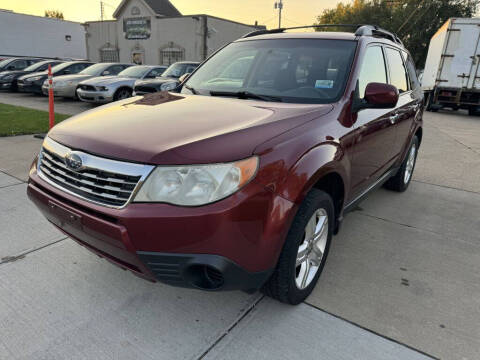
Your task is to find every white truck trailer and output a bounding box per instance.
[422,18,480,115]
[0,10,87,60]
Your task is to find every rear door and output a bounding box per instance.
[350,45,398,199]
[384,47,419,159]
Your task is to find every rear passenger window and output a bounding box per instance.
[385,48,408,93]
[405,56,420,90]
[358,46,387,98]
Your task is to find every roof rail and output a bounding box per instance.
[355,25,403,45]
[242,24,404,46]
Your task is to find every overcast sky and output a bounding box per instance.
[1,0,348,29]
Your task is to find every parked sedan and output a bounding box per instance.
[134,62,199,95]
[0,59,63,91]
[0,57,41,72]
[18,61,94,94]
[42,62,132,98]
[77,65,166,103]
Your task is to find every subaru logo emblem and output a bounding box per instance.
[65,152,83,171]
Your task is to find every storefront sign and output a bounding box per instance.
[123,17,151,39]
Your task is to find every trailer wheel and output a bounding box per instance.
[468,106,480,116]
[425,92,437,112]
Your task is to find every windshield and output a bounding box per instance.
[24,61,54,72]
[163,63,189,78]
[79,63,110,76]
[118,66,150,78]
[0,59,13,68]
[51,62,74,73]
[182,39,357,103]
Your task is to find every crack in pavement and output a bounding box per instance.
[0,181,25,190]
[196,294,265,360]
[0,169,26,184]
[412,179,480,195]
[428,122,480,155]
[303,302,439,360]
[0,236,69,267]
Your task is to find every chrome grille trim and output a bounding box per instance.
[37,137,154,209]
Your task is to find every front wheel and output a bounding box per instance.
[384,136,419,192]
[262,189,334,305]
[114,88,132,101]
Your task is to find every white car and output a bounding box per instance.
[76,65,166,103]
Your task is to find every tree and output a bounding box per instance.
[45,10,64,20]
[316,0,479,67]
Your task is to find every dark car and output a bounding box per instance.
[28,25,423,305]
[18,61,94,94]
[134,62,199,95]
[0,59,63,91]
[0,57,41,72]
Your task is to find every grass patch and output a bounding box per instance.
[0,103,70,136]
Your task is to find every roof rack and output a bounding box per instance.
[242,24,403,46]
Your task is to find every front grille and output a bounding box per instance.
[38,137,154,208]
[79,84,96,91]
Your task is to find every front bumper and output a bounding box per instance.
[77,88,114,103]
[0,80,13,90]
[27,170,296,291]
[42,84,76,98]
[18,81,43,94]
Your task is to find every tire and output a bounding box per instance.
[384,136,419,192]
[262,189,334,305]
[113,87,132,101]
[468,106,479,116]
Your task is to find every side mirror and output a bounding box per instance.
[354,82,399,111]
[102,70,110,76]
[179,73,191,83]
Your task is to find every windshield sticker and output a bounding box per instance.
[315,80,334,89]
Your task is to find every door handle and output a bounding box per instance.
[389,113,399,124]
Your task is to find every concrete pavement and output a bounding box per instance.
[0,105,478,359]
[0,91,96,116]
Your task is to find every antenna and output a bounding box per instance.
[274,0,283,29]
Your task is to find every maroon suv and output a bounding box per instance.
[28,25,423,304]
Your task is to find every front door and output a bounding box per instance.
[350,45,398,200]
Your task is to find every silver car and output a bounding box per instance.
[76,65,166,103]
[42,63,132,98]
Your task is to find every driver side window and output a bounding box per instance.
[358,46,387,99]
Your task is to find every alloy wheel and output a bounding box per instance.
[295,208,328,290]
[404,143,417,184]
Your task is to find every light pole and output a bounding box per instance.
[274,0,283,29]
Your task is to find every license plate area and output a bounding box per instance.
[47,200,82,229]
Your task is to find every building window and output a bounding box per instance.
[161,48,184,66]
[100,48,119,62]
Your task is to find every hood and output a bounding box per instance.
[20,71,47,80]
[53,74,92,83]
[0,70,25,77]
[48,93,333,165]
[136,77,175,86]
[80,76,135,86]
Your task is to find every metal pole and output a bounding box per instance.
[48,64,54,130]
[278,0,283,28]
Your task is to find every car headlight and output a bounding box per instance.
[134,157,259,206]
[161,82,177,91]
[96,86,108,91]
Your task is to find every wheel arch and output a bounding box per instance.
[275,143,349,226]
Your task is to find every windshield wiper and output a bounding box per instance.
[209,90,282,102]
[184,84,198,94]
